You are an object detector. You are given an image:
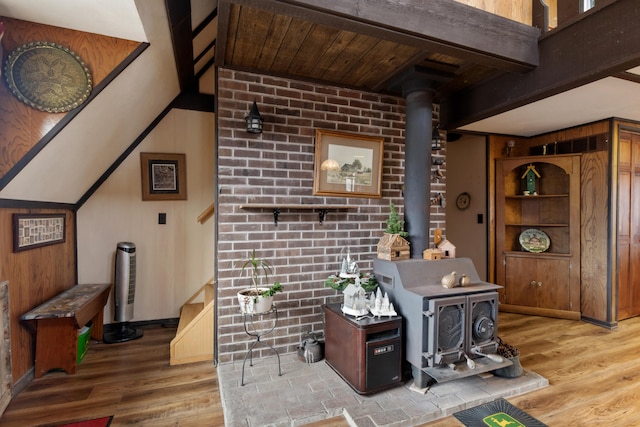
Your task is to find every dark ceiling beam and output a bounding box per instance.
[215,1,231,69]
[440,0,640,131]
[217,0,539,72]
[165,0,195,92]
[614,71,640,85]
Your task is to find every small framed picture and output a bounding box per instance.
[13,213,66,252]
[313,129,384,198]
[140,153,187,201]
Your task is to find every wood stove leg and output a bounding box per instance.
[411,365,436,389]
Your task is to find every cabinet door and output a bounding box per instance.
[504,256,571,310]
[504,257,537,307]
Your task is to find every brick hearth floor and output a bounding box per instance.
[217,353,548,427]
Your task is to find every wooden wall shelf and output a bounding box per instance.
[239,204,356,225]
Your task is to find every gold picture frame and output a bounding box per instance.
[140,153,187,201]
[313,129,384,198]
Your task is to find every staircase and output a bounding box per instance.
[170,278,215,365]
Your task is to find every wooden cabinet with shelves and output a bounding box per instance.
[496,154,581,319]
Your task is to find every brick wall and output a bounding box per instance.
[216,68,446,363]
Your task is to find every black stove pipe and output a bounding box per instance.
[402,79,433,258]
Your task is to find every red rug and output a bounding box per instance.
[54,416,113,427]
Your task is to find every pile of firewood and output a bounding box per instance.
[496,336,520,358]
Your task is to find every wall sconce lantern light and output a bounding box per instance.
[245,100,263,134]
[431,123,442,151]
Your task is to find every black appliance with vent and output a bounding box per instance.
[104,242,143,344]
[373,258,512,388]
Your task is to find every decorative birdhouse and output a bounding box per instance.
[521,164,541,195]
[437,239,456,258]
[423,248,444,260]
[377,233,410,261]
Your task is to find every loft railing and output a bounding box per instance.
[533,0,597,33]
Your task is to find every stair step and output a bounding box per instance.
[177,302,204,334]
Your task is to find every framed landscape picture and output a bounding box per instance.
[140,153,187,201]
[313,129,383,198]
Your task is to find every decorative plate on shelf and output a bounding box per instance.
[3,41,92,113]
[519,228,550,253]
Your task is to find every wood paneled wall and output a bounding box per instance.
[580,150,609,322]
[0,17,140,178]
[0,208,76,382]
[527,121,610,148]
[455,0,532,25]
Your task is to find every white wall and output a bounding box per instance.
[0,0,179,203]
[76,109,215,322]
[445,134,488,280]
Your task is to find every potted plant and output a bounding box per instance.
[236,249,283,314]
[385,202,409,237]
[377,202,410,260]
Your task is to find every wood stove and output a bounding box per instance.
[374,258,512,388]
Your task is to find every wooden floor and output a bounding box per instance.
[0,325,222,427]
[2,312,640,426]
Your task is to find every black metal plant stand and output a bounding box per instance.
[241,305,281,386]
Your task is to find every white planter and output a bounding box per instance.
[237,288,274,314]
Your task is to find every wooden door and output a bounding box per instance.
[618,131,640,320]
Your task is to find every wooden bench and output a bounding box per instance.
[170,278,215,365]
[21,283,111,378]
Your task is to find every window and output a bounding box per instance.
[581,0,595,12]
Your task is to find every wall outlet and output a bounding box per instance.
[159,213,166,224]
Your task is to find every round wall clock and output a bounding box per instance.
[3,41,92,113]
[456,192,471,210]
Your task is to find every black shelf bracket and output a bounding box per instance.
[272,208,280,226]
[318,209,329,224]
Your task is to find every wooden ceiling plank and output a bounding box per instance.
[233,6,274,69]
[440,0,640,130]
[220,2,240,65]
[286,24,342,76]
[322,33,378,82]
[434,65,497,101]
[269,19,314,74]
[307,30,357,80]
[348,41,419,89]
[255,14,293,70]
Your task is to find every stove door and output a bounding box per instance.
[424,295,466,367]
[466,292,499,356]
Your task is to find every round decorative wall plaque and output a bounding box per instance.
[3,41,92,113]
[519,228,550,253]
